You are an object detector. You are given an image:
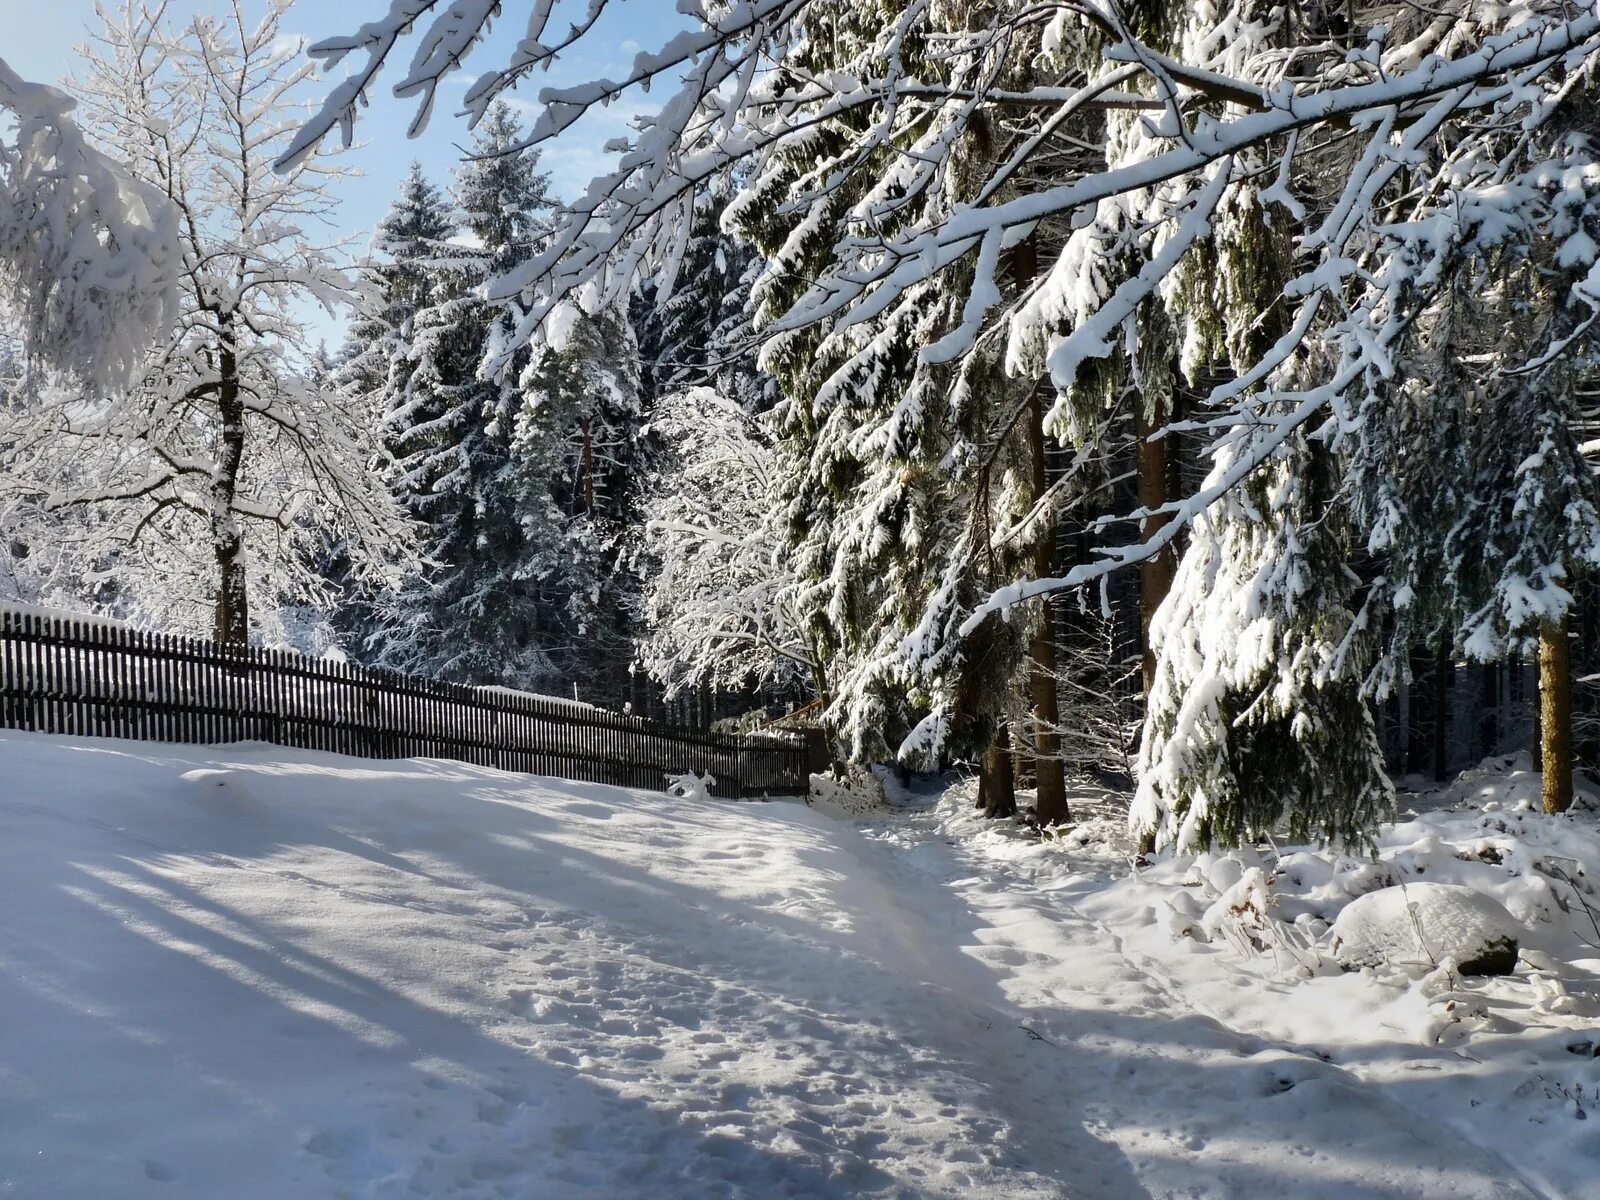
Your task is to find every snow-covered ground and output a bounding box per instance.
[0,731,1593,1198]
[932,766,1600,1200]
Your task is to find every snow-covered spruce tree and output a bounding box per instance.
[1134,424,1394,851]
[1329,9,1600,821]
[357,105,567,688]
[333,162,458,650]
[634,178,772,415]
[1027,0,1600,847]
[1468,210,1600,819]
[0,1,414,644]
[341,162,458,460]
[722,1,1037,780]
[636,386,816,702]
[513,296,650,703]
[357,104,654,702]
[1350,137,1600,814]
[1027,0,1370,847]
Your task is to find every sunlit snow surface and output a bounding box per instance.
[0,732,1581,1198]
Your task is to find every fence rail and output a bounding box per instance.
[0,609,810,798]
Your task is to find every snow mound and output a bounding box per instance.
[1331,882,1520,975]
[807,766,890,817]
[664,769,716,801]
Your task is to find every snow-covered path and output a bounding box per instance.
[855,807,1542,1200]
[0,734,1544,1198]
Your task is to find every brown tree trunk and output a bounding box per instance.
[212,334,249,646]
[977,722,1016,819]
[1433,642,1452,783]
[1014,237,1069,826]
[1134,392,1175,855]
[1028,387,1069,826]
[1136,398,1176,696]
[580,416,595,513]
[1540,615,1573,814]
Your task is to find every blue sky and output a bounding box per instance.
[9,0,688,342]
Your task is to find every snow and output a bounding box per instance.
[806,765,894,818]
[3,730,1593,1198]
[1330,882,1520,974]
[474,684,598,714]
[0,731,1073,1198]
[663,768,716,801]
[0,57,179,392]
[1060,756,1600,1199]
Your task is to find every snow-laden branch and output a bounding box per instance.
[639,387,815,699]
[285,0,1600,712]
[0,57,179,390]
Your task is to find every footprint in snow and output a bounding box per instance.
[178,768,258,807]
[562,802,613,820]
[141,1160,177,1183]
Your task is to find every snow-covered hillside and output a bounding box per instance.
[0,731,1582,1198]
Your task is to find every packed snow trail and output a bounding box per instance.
[0,733,1540,1198]
[854,802,1545,1200]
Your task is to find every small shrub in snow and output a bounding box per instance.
[1200,867,1274,952]
[1162,889,1207,940]
[1330,883,1520,976]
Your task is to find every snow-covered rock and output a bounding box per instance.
[1330,882,1520,975]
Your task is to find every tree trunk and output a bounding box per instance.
[1027,387,1069,826]
[580,416,595,513]
[977,722,1016,819]
[1532,653,1543,772]
[1477,661,1500,759]
[1014,238,1069,826]
[1433,642,1452,783]
[1135,398,1176,696]
[1405,650,1428,776]
[1540,615,1573,814]
[1134,391,1176,856]
[212,334,249,645]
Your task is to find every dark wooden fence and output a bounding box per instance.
[0,609,810,798]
